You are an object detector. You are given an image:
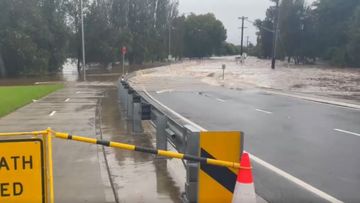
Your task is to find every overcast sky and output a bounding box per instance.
[178,0,315,45]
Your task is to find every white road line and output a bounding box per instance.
[32,99,38,103]
[65,98,70,102]
[255,108,273,114]
[49,111,56,117]
[249,154,343,203]
[334,128,360,137]
[216,98,226,102]
[156,89,174,94]
[142,86,343,203]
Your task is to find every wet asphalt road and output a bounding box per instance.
[131,75,360,203]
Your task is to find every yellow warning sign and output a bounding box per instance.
[0,139,45,203]
[198,131,243,203]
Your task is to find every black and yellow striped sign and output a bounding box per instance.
[198,131,243,203]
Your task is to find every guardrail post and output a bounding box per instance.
[123,83,129,111]
[118,80,122,102]
[132,95,143,133]
[183,125,200,203]
[119,81,125,108]
[155,114,167,150]
[127,88,134,120]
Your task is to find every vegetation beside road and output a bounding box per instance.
[0,84,63,117]
[253,0,360,67]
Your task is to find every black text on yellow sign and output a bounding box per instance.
[0,139,45,203]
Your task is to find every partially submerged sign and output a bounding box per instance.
[0,139,45,203]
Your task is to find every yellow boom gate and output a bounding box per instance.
[0,128,245,203]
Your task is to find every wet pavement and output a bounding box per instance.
[0,62,183,203]
[99,88,184,203]
[0,81,115,203]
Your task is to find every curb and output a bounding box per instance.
[264,89,360,110]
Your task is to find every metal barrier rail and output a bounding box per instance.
[118,79,202,202]
[54,131,245,169]
[117,79,245,202]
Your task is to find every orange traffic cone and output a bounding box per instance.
[232,152,256,203]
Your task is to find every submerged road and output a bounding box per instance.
[131,75,360,203]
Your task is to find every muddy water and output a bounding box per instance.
[0,59,168,86]
[100,88,183,202]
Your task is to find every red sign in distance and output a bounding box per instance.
[122,46,127,55]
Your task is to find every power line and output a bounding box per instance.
[245,18,275,33]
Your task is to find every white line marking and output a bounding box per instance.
[65,98,70,102]
[49,111,56,117]
[255,108,273,114]
[264,90,360,110]
[142,86,343,203]
[32,99,38,103]
[156,89,174,94]
[216,98,226,102]
[334,129,360,137]
[249,154,343,203]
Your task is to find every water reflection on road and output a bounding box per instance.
[100,88,183,202]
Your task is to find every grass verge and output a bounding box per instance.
[0,84,64,117]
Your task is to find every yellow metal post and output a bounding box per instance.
[47,128,55,203]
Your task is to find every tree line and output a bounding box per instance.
[0,0,235,77]
[253,0,360,67]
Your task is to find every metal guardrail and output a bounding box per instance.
[117,79,203,203]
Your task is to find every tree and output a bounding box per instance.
[183,13,227,58]
[314,0,360,66]
[255,0,360,67]
[347,5,360,67]
[0,0,69,76]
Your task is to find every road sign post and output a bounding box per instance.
[122,46,127,76]
[222,64,226,80]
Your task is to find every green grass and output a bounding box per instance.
[0,84,64,117]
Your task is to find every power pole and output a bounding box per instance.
[246,36,249,47]
[271,0,280,70]
[238,16,248,55]
[168,23,171,60]
[80,0,86,80]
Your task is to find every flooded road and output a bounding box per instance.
[99,88,184,202]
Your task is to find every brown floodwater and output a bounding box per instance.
[0,59,169,86]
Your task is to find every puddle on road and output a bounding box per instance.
[99,88,183,202]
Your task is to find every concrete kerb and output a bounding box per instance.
[263,89,360,110]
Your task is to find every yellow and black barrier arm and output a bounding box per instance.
[0,130,48,137]
[54,131,248,170]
